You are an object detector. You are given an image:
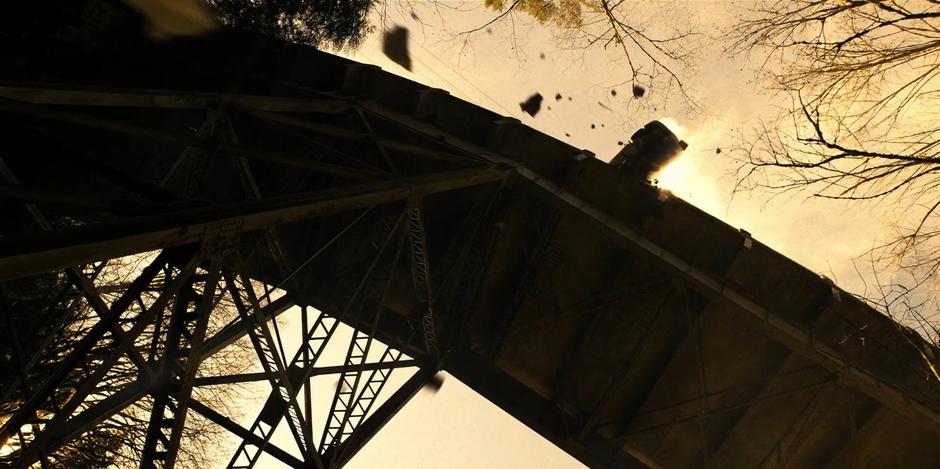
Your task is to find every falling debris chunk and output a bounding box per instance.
[632,84,646,98]
[547,106,552,110]
[601,124,605,127]
[424,373,446,393]
[611,89,617,96]
[519,93,543,117]
[591,124,596,129]
[126,0,219,40]
[715,148,722,154]
[539,52,546,59]
[568,96,573,101]
[555,93,562,101]
[382,26,412,71]
[565,133,571,137]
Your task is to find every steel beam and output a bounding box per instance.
[0,251,171,446]
[0,166,507,280]
[12,378,153,469]
[405,202,438,355]
[248,109,482,166]
[438,189,508,352]
[512,164,940,435]
[0,85,352,114]
[619,372,835,439]
[0,284,40,464]
[0,182,167,214]
[575,287,680,446]
[199,294,294,361]
[227,213,405,469]
[353,107,400,175]
[331,366,439,467]
[223,263,318,468]
[0,262,106,409]
[486,209,560,358]
[358,95,940,435]
[0,96,381,182]
[446,349,648,469]
[193,360,420,387]
[188,399,307,468]
[756,383,838,468]
[320,218,406,451]
[7,253,201,467]
[141,256,223,468]
[540,254,636,439]
[606,292,709,465]
[705,351,798,465]
[357,102,495,166]
[3,154,153,378]
[821,405,890,469]
[66,268,153,375]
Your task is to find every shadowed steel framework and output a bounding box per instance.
[1,31,939,468]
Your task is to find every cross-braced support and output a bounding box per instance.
[0,82,501,468]
[140,254,223,468]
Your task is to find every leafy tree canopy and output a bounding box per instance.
[483,0,586,28]
[208,0,380,50]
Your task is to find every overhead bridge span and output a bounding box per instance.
[0,31,938,468]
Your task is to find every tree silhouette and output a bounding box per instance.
[208,0,381,51]
[729,0,940,361]
[0,255,256,468]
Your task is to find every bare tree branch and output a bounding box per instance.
[729,1,940,376]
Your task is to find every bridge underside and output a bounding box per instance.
[1,30,939,468]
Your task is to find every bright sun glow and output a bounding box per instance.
[649,117,726,217]
[651,116,691,192]
[653,151,695,192]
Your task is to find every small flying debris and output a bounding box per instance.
[382,26,412,71]
[519,92,543,117]
[555,93,562,101]
[423,373,446,393]
[611,89,617,96]
[715,148,722,154]
[568,96,572,101]
[539,52,546,59]
[632,84,646,98]
[617,141,624,146]
[565,133,571,137]
[591,124,596,129]
[124,0,219,40]
[486,27,493,34]
[410,11,420,21]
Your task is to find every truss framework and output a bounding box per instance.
[2,80,938,469]
[0,85,503,468]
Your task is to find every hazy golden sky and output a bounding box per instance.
[241,2,899,467]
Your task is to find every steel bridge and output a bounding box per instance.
[1,31,939,468]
